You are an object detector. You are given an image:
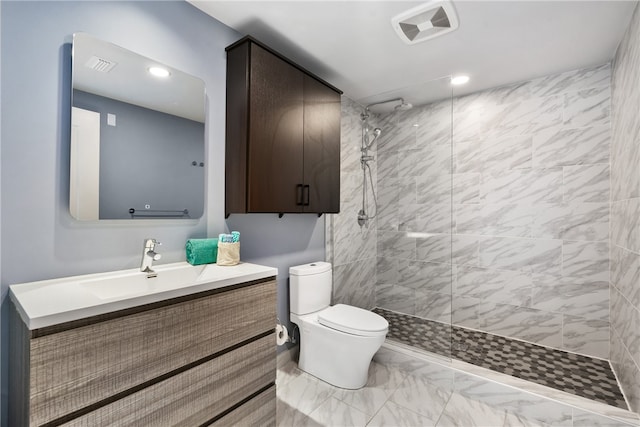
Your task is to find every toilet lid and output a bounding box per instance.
[318,304,388,337]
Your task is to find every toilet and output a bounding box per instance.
[289,262,388,389]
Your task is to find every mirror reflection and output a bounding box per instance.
[70,33,206,220]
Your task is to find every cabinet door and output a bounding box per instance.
[303,75,341,213]
[248,43,304,213]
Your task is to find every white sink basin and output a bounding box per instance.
[10,262,277,330]
[79,264,207,300]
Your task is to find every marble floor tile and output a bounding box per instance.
[306,396,369,427]
[453,371,572,426]
[335,361,406,416]
[277,359,303,387]
[277,398,324,427]
[335,384,390,418]
[371,345,432,374]
[367,400,438,427]
[276,344,639,427]
[277,372,335,417]
[389,365,453,422]
[503,411,551,427]
[572,409,640,427]
[435,392,507,427]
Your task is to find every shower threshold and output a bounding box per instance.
[373,307,629,411]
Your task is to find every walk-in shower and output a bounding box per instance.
[364,73,633,416]
[358,98,412,227]
[328,60,637,424]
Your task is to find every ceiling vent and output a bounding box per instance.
[391,1,459,45]
[84,55,117,73]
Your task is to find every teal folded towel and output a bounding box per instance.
[186,238,218,266]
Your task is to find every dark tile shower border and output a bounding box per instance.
[373,307,628,410]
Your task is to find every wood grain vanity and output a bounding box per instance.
[9,263,277,426]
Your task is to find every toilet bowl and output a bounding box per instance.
[289,262,388,389]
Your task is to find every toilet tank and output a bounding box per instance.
[289,262,332,315]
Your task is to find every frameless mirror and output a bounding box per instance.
[70,33,206,220]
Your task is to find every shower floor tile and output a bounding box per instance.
[373,307,628,410]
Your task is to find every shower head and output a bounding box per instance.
[365,97,412,113]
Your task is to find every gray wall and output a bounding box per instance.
[73,90,205,219]
[1,2,328,421]
[0,1,238,421]
[0,0,232,282]
[610,2,640,413]
[226,214,326,348]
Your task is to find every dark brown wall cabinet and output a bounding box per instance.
[225,36,342,216]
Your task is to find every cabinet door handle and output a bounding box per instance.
[296,184,304,206]
[303,185,310,206]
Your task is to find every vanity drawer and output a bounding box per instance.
[210,384,276,427]
[62,333,275,426]
[29,279,276,426]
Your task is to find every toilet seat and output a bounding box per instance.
[318,304,388,337]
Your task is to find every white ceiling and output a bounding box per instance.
[190,0,637,109]
[73,33,205,122]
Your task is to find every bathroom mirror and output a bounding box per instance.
[70,33,206,220]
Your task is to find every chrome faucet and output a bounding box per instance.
[140,238,162,277]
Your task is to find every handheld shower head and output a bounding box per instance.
[364,127,382,150]
[395,101,413,111]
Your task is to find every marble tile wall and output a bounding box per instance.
[325,97,379,309]
[375,63,613,359]
[610,2,640,414]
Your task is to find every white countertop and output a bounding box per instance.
[9,262,277,330]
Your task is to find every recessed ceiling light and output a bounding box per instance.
[451,75,470,85]
[148,66,170,78]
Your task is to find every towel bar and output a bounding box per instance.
[129,208,189,218]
